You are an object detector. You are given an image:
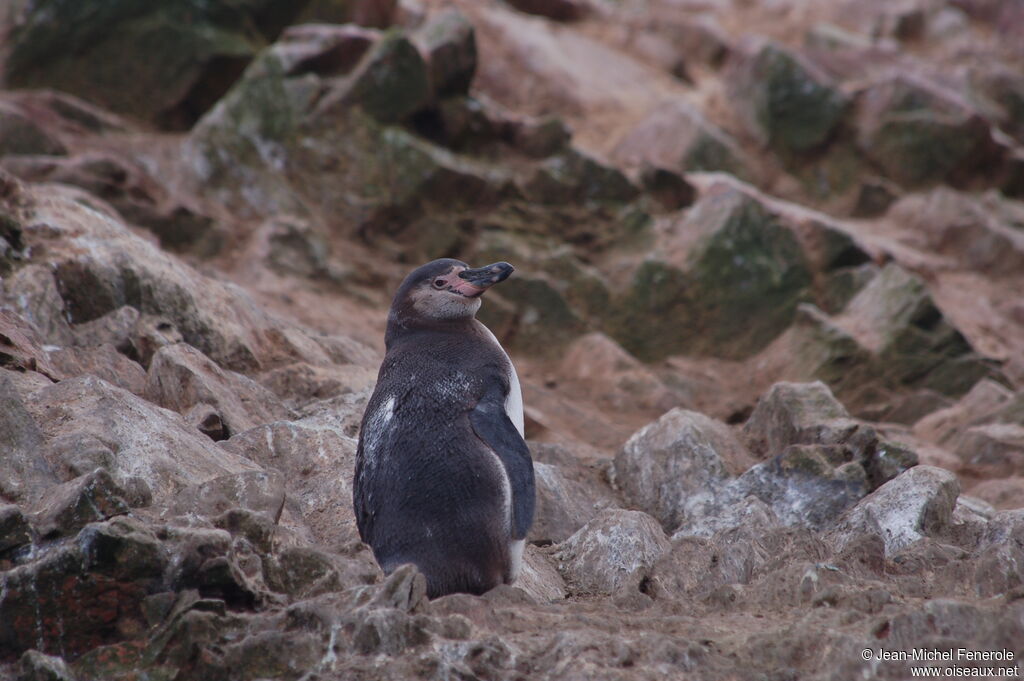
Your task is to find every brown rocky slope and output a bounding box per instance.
[1,0,1024,679]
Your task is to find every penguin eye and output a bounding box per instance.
[432,278,447,289]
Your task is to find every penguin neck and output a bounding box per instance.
[385,312,478,351]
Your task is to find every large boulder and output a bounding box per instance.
[612,100,753,179]
[5,179,372,374]
[608,189,813,361]
[613,408,751,532]
[836,263,994,397]
[144,343,293,440]
[22,375,261,507]
[728,42,850,155]
[2,0,316,128]
[854,75,1001,187]
[219,397,367,548]
[554,509,670,595]
[827,465,961,555]
[886,189,1024,277]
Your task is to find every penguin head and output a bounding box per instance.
[388,258,514,329]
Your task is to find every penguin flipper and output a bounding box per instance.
[469,388,535,540]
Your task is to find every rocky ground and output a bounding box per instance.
[2,0,1024,679]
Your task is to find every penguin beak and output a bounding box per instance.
[453,262,514,297]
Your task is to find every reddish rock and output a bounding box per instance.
[46,344,146,396]
[32,468,130,538]
[144,343,292,440]
[955,423,1024,477]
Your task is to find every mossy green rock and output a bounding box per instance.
[734,42,849,153]
[341,30,430,123]
[521,149,639,205]
[609,190,812,361]
[856,76,997,187]
[2,0,308,128]
[191,35,508,231]
[845,263,994,396]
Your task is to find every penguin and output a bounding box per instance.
[353,258,535,598]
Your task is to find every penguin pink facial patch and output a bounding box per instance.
[451,279,487,297]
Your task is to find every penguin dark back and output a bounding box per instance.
[353,258,535,598]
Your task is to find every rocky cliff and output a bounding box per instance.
[1,0,1024,679]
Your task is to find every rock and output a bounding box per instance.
[0,371,57,503]
[828,465,961,555]
[612,100,752,179]
[170,470,286,524]
[19,183,289,371]
[554,509,670,595]
[955,423,1024,477]
[850,177,899,218]
[274,23,377,77]
[144,343,292,440]
[0,265,74,347]
[764,304,874,396]
[723,452,868,533]
[515,546,567,602]
[31,469,130,538]
[77,518,165,583]
[17,650,76,681]
[742,381,851,457]
[532,462,609,544]
[971,510,1024,597]
[45,344,146,396]
[0,504,32,555]
[265,547,343,599]
[969,478,1024,510]
[330,30,431,123]
[415,8,477,97]
[0,102,67,157]
[258,361,376,409]
[3,0,308,128]
[510,114,572,158]
[745,381,918,486]
[504,0,588,22]
[672,495,782,540]
[610,189,812,361]
[558,332,676,413]
[129,314,185,368]
[260,216,346,283]
[639,164,696,211]
[913,378,1014,445]
[837,263,993,397]
[67,305,139,354]
[888,188,1024,276]
[0,309,62,380]
[221,631,323,679]
[879,389,952,425]
[519,148,639,205]
[967,64,1024,144]
[613,408,753,532]
[296,0,398,28]
[23,375,260,507]
[855,75,1001,187]
[3,152,221,257]
[0,518,164,660]
[728,42,850,154]
[220,407,362,547]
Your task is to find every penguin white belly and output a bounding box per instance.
[477,322,527,581]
